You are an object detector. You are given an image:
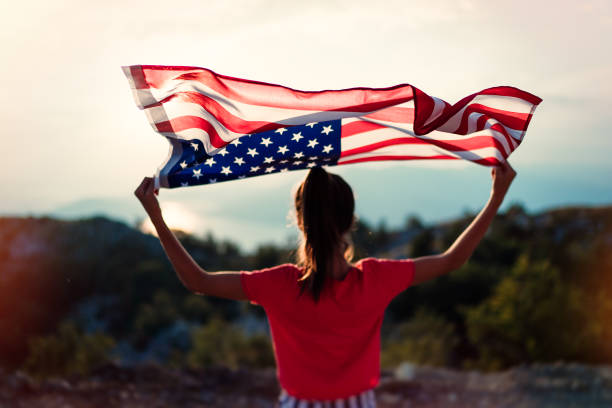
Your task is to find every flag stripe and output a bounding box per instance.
[340,134,509,158]
[134,65,417,112]
[338,145,505,166]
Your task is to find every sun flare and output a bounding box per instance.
[140,201,200,236]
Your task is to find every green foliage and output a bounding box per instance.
[187,318,274,369]
[133,291,180,345]
[388,261,507,323]
[381,308,459,368]
[182,294,213,322]
[462,256,592,370]
[23,321,115,379]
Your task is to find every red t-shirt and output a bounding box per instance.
[240,257,415,400]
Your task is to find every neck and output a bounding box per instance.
[330,252,351,281]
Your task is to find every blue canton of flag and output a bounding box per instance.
[166,120,341,187]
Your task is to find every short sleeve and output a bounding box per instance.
[240,264,297,308]
[359,257,415,305]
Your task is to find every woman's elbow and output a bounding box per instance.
[443,251,466,273]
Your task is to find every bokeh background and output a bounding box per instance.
[1,1,611,406]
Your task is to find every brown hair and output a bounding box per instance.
[294,166,355,302]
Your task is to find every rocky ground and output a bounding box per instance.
[2,362,612,408]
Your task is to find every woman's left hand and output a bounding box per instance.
[134,177,161,218]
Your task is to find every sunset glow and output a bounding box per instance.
[140,201,200,236]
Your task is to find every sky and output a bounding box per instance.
[0,0,610,250]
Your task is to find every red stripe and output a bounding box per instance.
[361,106,415,123]
[339,155,460,164]
[339,135,508,158]
[478,86,543,106]
[341,121,388,138]
[136,65,415,112]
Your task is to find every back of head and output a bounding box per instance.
[294,166,355,302]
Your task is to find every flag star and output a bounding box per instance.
[238,175,246,179]
[204,157,216,167]
[294,160,303,165]
[291,132,304,142]
[307,162,317,168]
[234,157,245,166]
[322,144,333,153]
[250,166,260,172]
[247,147,259,158]
[275,127,287,135]
[321,125,334,135]
[265,166,276,173]
[263,156,274,164]
[307,139,319,148]
[180,160,188,169]
[277,145,289,154]
[230,138,242,147]
[280,168,289,172]
[192,169,202,179]
[181,182,189,187]
[261,137,273,147]
[294,151,304,159]
[306,122,317,128]
[218,148,228,156]
[220,166,232,175]
[309,156,319,161]
[209,178,217,183]
[190,142,199,151]
[279,159,289,164]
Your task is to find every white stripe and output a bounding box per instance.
[469,94,535,114]
[338,144,505,164]
[359,393,368,408]
[368,390,376,407]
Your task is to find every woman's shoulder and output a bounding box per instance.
[352,257,414,272]
[244,263,302,276]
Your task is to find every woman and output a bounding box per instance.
[134,162,516,407]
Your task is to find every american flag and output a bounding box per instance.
[123,65,541,189]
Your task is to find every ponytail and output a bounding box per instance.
[294,167,355,302]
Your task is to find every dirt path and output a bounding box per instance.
[2,362,612,407]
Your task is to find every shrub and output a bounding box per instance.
[187,318,274,369]
[381,308,459,368]
[23,321,115,379]
[462,256,591,370]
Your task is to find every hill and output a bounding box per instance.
[1,204,611,374]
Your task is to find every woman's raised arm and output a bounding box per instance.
[134,177,246,300]
[412,161,516,286]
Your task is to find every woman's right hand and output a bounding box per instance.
[134,177,162,218]
[491,160,516,203]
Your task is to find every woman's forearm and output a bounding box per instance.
[149,212,208,292]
